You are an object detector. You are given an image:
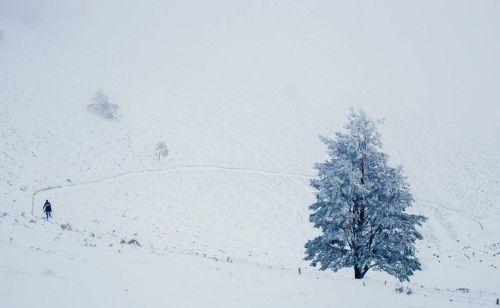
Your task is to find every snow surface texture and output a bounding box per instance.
[1,1,499,307]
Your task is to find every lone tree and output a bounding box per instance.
[87,90,120,119]
[155,142,169,161]
[304,109,426,281]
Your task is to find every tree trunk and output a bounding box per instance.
[354,266,366,279]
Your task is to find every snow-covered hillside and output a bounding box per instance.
[1,1,499,307]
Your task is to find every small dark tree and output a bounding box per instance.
[304,109,426,281]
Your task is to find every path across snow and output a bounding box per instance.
[31,165,315,215]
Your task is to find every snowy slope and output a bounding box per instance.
[1,1,500,307]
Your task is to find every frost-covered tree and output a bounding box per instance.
[155,142,169,161]
[304,109,426,281]
[87,90,119,119]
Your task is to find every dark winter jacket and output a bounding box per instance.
[43,202,52,212]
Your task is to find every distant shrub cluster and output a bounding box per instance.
[87,90,120,119]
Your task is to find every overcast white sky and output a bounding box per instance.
[1,0,499,124]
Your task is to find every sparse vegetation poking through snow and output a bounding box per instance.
[304,109,427,282]
[87,90,119,119]
[155,142,169,161]
[61,223,72,231]
[121,238,141,247]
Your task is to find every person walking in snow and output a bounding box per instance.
[43,200,52,221]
